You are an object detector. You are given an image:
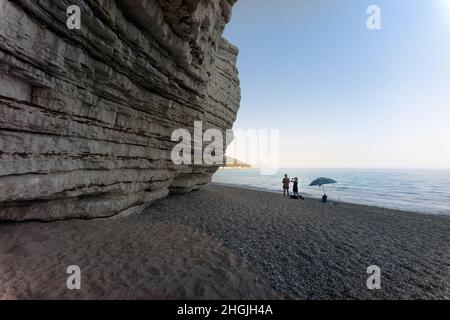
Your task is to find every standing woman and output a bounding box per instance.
[291,177,299,198]
[282,174,290,196]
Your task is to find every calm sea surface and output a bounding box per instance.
[212,168,450,215]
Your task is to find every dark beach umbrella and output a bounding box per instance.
[309,177,337,196]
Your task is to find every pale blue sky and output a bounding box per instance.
[224,0,450,169]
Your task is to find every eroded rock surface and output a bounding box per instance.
[0,0,240,220]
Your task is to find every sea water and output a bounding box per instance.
[212,168,450,215]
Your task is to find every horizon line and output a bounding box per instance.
[238,167,450,171]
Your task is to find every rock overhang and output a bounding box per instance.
[0,0,240,221]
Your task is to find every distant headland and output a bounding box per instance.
[222,157,252,169]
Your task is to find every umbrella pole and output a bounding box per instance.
[322,185,325,196]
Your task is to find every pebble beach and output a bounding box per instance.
[1,185,449,299]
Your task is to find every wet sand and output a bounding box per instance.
[1,185,449,299]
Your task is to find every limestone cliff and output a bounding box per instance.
[0,0,240,220]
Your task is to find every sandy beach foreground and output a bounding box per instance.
[1,185,449,300]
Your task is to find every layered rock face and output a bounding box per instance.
[0,0,240,221]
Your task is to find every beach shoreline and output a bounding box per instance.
[212,167,450,216]
[211,182,450,218]
[1,185,449,300]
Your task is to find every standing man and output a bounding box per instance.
[282,174,290,197]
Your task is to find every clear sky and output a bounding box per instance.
[223,0,450,169]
